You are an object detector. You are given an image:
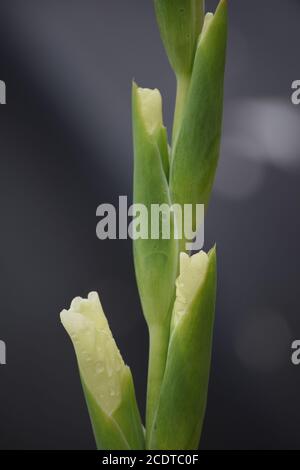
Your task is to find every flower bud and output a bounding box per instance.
[132,83,178,329]
[60,292,144,450]
[132,83,179,439]
[149,247,217,450]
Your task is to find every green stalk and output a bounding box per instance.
[146,322,170,445]
[172,74,191,147]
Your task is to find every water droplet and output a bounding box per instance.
[96,362,104,374]
[177,292,186,304]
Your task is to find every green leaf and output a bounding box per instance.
[82,367,144,450]
[154,0,205,143]
[154,0,205,77]
[60,292,144,450]
[170,0,228,238]
[149,247,217,450]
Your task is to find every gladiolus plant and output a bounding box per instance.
[61,0,227,450]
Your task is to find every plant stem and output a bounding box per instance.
[172,74,191,148]
[146,322,170,447]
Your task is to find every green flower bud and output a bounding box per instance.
[60,292,144,450]
[132,83,179,440]
[149,247,217,450]
[154,0,205,77]
[132,84,178,327]
[170,0,228,239]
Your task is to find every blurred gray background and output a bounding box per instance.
[0,0,299,450]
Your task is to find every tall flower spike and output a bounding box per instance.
[132,83,179,442]
[170,0,228,247]
[149,248,217,450]
[60,292,144,450]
